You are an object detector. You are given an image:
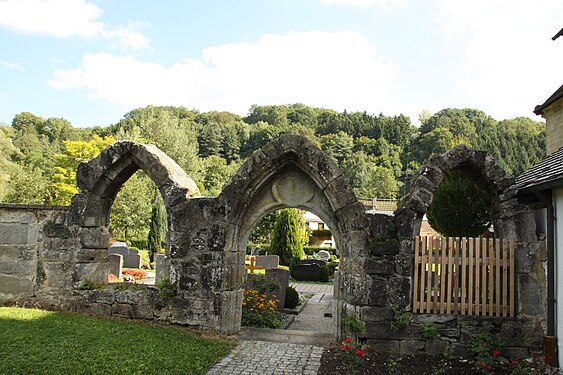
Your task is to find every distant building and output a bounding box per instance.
[304,211,334,247]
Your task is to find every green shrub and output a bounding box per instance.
[319,266,329,282]
[391,311,411,332]
[345,316,365,334]
[284,286,300,309]
[156,279,175,299]
[79,279,105,290]
[327,260,339,276]
[421,322,439,339]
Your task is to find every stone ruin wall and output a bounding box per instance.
[0,136,548,356]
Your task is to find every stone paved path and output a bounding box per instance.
[206,340,324,375]
[207,282,334,374]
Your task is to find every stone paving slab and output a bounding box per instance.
[290,283,333,294]
[206,340,324,375]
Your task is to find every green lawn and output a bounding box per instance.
[0,307,235,375]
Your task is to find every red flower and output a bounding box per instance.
[344,338,352,343]
[355,349,365,357]
[510,360,519,365]
[493,350,500,357]
[485,365,491,371]
[341,345,351,351]
[479,362,485,367]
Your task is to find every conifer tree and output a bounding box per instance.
[147,194,166,263]
[427,170,491,237]
[269,208,304,266]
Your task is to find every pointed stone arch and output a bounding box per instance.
[67,140,199,285]
[215,134,370,334]
[398,144,515,239]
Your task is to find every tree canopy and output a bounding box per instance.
[0,104,545,240]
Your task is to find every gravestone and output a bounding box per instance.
[300,259,327,268]
[108,253,122,278]
[155,253,169,284]
[255,255,279,269]
[317,250,331,261]
[108,242,141,268]
[291,263,321,281]
[266,268,290,309]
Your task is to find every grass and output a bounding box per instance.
[0,307,236,375]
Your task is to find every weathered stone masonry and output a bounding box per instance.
[0,136,547,355]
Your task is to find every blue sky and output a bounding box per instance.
[0,0,561,128]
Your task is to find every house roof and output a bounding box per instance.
[534,84,563,115]
[514,146,563,193]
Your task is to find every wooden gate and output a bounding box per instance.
[413,236,515,317]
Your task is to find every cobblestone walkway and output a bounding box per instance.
[206,340,324,375]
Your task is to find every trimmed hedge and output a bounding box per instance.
[113,238,166,251]
[285,286,299,309]
[246,243,336,256]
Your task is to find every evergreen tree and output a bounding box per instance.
[269,209,304,266]
[427,170,491,237]
[147,194,166,263]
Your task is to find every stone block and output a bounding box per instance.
[41,261,72,291]
[400,339,425,354]
[365,321,421,340]
[43,221,72,239]
[323,175,357,212]
[343,230,369,257]
[92,289,116,304]
[368,277,388,306]
[115,290,144,304]
[388,276,411,310]
[394,251,413,276]
[73,262,108,285]
[111,303,135,318]
[0,245,21,260]
[335,202,369,232]
[0,223,30,245]
[371,239,400,256]
[425,339,450,355]
[80,227,110,249]
[0,260,34,276]
[219,289,244,335]
[365,339,399,352]
[393,208,420,239]
[0,274,34,297]
[518,274,544,315]
[360,306,393,322]
[364,258,394,275]
[368,213,394,238]
[42,243,73,262]
[77,303,112,316]
[77,248,108,263]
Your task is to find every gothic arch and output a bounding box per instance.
[398,144,515,239]
[67,140,199,285]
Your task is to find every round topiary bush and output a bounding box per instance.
[285,286,299,309]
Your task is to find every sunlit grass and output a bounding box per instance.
[0,307,235,375]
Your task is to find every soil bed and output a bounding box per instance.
[318,346,555,375]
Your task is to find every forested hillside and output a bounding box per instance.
[0,104,545,238]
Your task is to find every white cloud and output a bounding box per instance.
[320,0,404,12]
[0,0,149,49]
[0,58,23,70]
[434,0,563,119]
[48,31,398,115]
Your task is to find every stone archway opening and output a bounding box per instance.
[68,141,199,288]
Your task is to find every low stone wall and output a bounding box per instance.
[0,204,71,302]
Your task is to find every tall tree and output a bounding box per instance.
[269,208,304,266]
[147,193,167,262]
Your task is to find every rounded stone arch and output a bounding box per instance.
[398,144,515,240]
[68,140,200,285]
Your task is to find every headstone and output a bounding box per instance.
[317,250,331,261]
[108,242,142,268]
[300,259,327,268]
[255,255,279,269]
[291,263,321,281]
[155,253,169,284]
[266,268,290,310]
[108,253,123,278]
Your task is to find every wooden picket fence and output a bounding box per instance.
[413,236,515,317]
